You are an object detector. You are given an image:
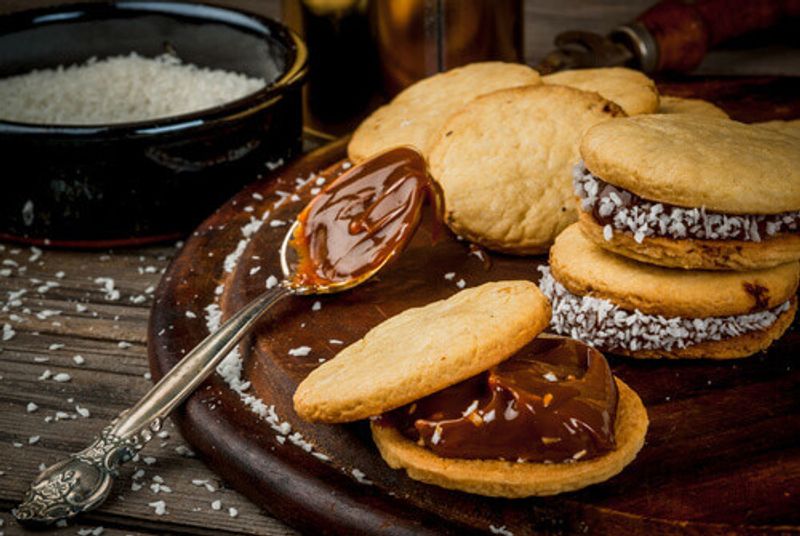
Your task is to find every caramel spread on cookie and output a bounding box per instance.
[291,147,439,288]
[378,337,618,462]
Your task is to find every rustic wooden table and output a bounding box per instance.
[1,2,797,535]
[0,242,302,535]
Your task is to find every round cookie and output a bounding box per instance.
[544,224,799,359]
[293,280,550,423]
[371,378,647,498]
[428,84,624,255]
[579,210,800,271]
[542,67,658,116]
[658,96,729,119]
[580,115,800,214]
[347,62,541,163]
[552,224,800,318]
[756,119,800,139]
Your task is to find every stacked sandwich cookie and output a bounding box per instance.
[541,115,800,359]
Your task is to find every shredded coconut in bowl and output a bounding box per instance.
[538,266,790,353]
[0,53,268,125]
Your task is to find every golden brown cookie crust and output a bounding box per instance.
[580,115,800,214]
[609,299,796,359]
[293,281,551,423]
[371,378,648,497]
[551,223,800,318]
[542,67,659,116]
[657,96,729,119]
[755,119,800,139]
[578,210,800,271]
[428,84,624,255]
[347,62,541,163]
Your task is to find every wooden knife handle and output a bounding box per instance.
[637,0,800,72]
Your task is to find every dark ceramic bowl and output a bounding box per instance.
[0,1,307,247]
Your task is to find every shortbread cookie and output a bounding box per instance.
[372,377,646,497]
[577,115,800,269]
[658,96,729,119]
[756,118,800,138]
[429,84,624,254]
[347,62,541,163]
[542,67,658,115]
[542,224,799,359]
[293,280,550,422]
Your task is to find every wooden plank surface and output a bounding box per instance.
[0,243,299,535]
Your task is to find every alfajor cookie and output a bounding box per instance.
[293,280,550,423]
[756,118,800,139]
[347,62,541,163]
[294,281,648,497]
[428,84,624,255]
[542,67,659,116]
[542,224,799,359]
[658,96,729,119]
[576,115,800,270]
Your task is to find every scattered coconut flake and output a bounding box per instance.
[543,372,558,382]
[456,279,466,289]
[73,355,85,365]
[266,275,279,289]
[76,405,90,418]
[489,525,514,536]
[228,507,238,518]
[185,311,197,319]
[94,277,120,301]
[48,343,64,351]
[52,372,71,382]
[351,468,373,485]
[329,339,344,345]
[288,346,312,357]
[311,301,321,311]
[443,272,456,281]
[148,500,167,515]
[249,266,261,276]
[211,499,222,511]
[2,324,15,341]
[26,402,38,413]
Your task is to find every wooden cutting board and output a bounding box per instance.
[149,83,800,536]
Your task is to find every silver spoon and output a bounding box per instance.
[13,216,395,525]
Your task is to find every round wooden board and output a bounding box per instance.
[150,142,800,535]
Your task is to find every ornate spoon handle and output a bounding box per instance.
[14,285,292,525]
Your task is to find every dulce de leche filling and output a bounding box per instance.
[291,147,439,288]
[376,337,618,463]
[573,162,800,243]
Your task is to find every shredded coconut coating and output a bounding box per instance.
[573,162,800,243]
[538,266,790,353]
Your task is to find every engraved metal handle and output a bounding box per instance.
[14,285,292,525]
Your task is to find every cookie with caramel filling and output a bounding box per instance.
[294,280,648,497]
[577,115,800,270]
[544,224,799,359]
[372,376,646,497]
[293,280,550,423]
